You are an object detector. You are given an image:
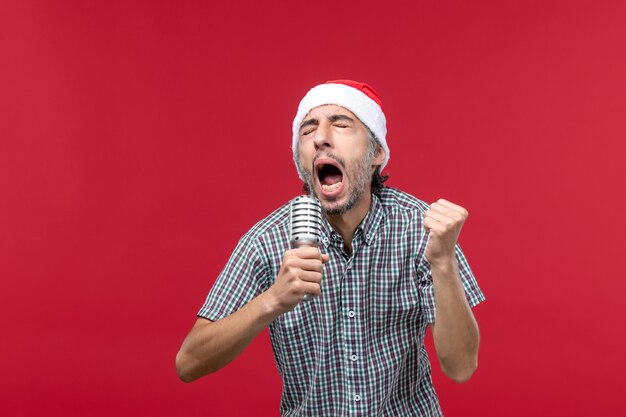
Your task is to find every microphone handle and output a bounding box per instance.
[290,240,318,302]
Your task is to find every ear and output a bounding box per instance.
[372,143,386,168]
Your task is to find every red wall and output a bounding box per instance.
[1,1,625,416]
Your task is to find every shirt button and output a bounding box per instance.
[350,354,358,362]
[347,310,356,318]
[354,394,361,402]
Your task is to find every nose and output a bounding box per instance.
[313,122,333,151]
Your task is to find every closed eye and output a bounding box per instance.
[329,114,354,130]
[299,118,318,136]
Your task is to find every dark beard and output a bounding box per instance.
[322,184,361,216]
[301,152,372,216]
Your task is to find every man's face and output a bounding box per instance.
[296,105,384,216]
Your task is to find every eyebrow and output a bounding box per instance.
[299,114,355,133]
[328,114,354,123]
[299,118,319,133]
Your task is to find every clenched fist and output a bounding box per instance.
[424,199,468,266]
[268,247,330,314]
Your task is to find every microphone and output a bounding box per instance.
[289,195,323,301]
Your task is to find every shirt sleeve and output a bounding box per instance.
[197,232,270,322]
[417,243,485,324]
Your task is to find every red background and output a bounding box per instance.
[1,1,625,416]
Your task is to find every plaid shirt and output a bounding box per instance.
[198,187,484,416]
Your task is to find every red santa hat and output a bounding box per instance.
[292,80,389,178]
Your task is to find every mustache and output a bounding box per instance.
[310,151,346,173]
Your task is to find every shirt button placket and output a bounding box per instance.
[343,257,363,414]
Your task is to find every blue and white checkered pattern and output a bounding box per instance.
[198,187,484,416]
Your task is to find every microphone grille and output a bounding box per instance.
[289,195,322,248]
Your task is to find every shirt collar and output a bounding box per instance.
[319,193,386,248]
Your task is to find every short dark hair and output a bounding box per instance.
[366,127,390,196]
[370,165,389,196]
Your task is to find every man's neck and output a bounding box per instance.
[325,193,372,256]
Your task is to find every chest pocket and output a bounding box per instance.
[366,253,421,337]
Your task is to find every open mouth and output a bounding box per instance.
[315,158,344,193]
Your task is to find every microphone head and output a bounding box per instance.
[289,195,322,248]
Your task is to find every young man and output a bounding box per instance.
[176,80,484,416]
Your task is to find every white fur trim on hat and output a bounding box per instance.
[292,83,389,179]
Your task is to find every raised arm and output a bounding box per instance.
[424,199,480,383]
